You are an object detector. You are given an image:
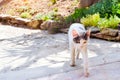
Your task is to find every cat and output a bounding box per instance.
[68,23,90,77]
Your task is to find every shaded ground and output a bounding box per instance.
[0,24,120,80]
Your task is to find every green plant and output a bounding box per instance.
[50,0,57,5]
[108,15,120,28]
[98,15,120,29]
[42,14,53,21]
[87,0,120,18]
[17,6,37,18]
[65,8,87,23]
[112,3,120,17]
[34,12,56,21]
[34,13,43,20]
[81,13,100,27]
[53,7,58,12]
[98,18,109,29]
[20,12,32,18]
[66,0,120,23]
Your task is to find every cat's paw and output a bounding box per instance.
[70,64,76,67]
[84,72,89,77]
[70,63,76,67]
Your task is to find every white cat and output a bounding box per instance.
[68,23,90,77]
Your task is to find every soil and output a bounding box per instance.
[0,0,78,17]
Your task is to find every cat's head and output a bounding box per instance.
[72,29,91,46]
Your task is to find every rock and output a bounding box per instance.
[118,31,120,36]
[59,26,100,34]
[53,14,65,23]
[27,20,43,29]
[40,14,65,30]
[0,14,43,29]
[0,14,14,24]
[59,28,69,33]
[91,33,102,38]
[91,33,120,41]
[91,28,120,42]
[40,20,62,34]
[116,33,120,40]
[40,20,53,30]
[87,27,100,34]
[48,26,60,34]
[10,17,30,27]
[115,36,120,41]
[101,28,118,37]
[0,14,29,25]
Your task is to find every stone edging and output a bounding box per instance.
[60,27,120,42]
[0,14,43,29]
[0,14,120,42]
[91,28,120,42]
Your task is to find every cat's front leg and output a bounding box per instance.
[76,47,81,59]
[81,46,89,77]
[70,44,76,67]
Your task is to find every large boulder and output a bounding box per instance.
[101,28,118,37]
[40,20,62,34]
[91,33,120,41]
[40,14,66,33]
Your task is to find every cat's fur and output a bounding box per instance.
[68,23,90,77]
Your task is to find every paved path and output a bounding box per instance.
[0,25,120,80]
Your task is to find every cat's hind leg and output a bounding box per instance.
[76,48,81,59]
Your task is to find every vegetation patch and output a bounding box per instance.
[81,13,100,27]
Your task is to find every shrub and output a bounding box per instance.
[66,0,120,23]
[80,13,120,29]
[34,12,57,21]
[108,15,120,28]
[34,13,43,20]
[97,18,109,29]
[98,15,120,29]
[65,8,87,23]
[81,13,100,27]
[53,7,58,12]
[17,6,37,19]
[112,3,120,17]
[87,0,113,17]
[87,0,120,18]
[20,12,32,18]
[42,14,53,21]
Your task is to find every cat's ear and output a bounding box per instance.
[86,29,91,37]
[72,29,79,38]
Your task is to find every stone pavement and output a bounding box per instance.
[0,25,120,80]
